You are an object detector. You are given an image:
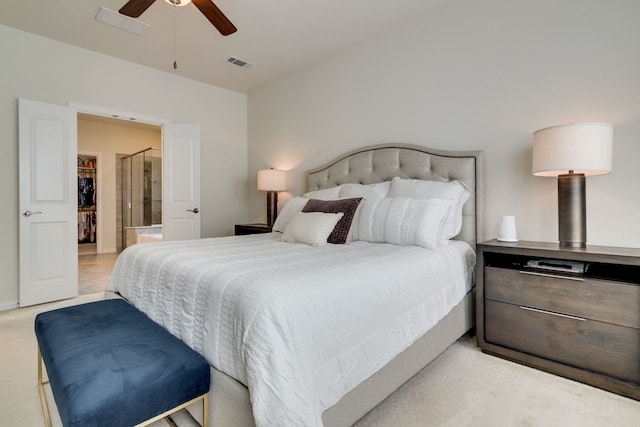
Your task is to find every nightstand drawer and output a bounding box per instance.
[485,267,640,328]
[485,300,640,383]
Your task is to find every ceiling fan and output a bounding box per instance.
[119,0,237,36]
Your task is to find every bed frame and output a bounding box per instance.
[207,144,484,426]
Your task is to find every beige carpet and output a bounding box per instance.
[354,336,639,427]
[1,293,638,427]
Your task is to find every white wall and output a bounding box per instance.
[248,0,640,249]
[0,24,247,309]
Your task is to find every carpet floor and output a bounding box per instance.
[1,292,638,426]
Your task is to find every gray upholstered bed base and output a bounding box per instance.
[325,288,475,426]
[196,144,483,426]
[206,290,475,427]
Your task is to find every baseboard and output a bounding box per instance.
[0,300,19,312]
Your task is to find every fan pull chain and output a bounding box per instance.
[173,2,178,70]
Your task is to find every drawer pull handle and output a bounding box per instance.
[520,270,585,282]
[520,306,586,321]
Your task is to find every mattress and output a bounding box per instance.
[106,234,475,426]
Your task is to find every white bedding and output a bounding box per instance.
[106,234,475,426]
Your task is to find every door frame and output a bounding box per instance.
[70,102,202,243]
[71,102,167,251]
[67,105,171,268]
[69,102,170,127]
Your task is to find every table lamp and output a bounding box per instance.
[532,123,613,248]
[257,168,287,226]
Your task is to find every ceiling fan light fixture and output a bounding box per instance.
[164,0,192,6]
[119,0,236,36]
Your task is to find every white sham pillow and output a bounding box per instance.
[357,198,452,249]
[335,182,390,240]
[302,187,341,200]
[272,197,310,232]
[281,212,344,247]
[387,177,470,240]
[339,181,391,199]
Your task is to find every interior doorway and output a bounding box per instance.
[77,113,162,294]
[19,98,201,303]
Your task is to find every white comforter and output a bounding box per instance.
[107,234,475,426]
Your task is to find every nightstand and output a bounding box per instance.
[476,240,640,401]
[234,223,273,235]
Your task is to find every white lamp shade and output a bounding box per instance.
[532,123,613,177]
[257,169,287,191]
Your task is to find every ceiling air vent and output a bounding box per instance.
[226,57,253,69]
[95,7,150,36]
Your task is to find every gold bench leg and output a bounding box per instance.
[134,393,210,427]
[37,346,52,427]
[203,393,208,427]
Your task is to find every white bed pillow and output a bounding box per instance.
[338,181,391,199]
[387,177,470,241]
[272,197,310,232]
[357,198,452,249]
[281,212,344,247]
[302,187,341,200]
[328,182,389,240]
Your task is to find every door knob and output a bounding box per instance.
[22,210,43,217]
[187,208,199,214]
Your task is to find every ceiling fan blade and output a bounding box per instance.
[119,0,158,18]
[192,0,237,36]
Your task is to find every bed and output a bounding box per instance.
[107,143,484,427]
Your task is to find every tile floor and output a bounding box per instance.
[78,252,119,295]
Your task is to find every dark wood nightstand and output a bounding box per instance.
[234,223,273,235]
[476,239,640,401]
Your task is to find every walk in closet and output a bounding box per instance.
[78,155,97,253]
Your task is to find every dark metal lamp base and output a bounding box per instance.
[557,173,586,248]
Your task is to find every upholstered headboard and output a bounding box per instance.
[306,143,484,247]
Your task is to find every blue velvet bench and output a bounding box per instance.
[34,299,210,427]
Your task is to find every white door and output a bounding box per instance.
[163,124,201,241]
[19,99,78,306]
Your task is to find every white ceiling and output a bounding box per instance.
[1,0,450,94]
